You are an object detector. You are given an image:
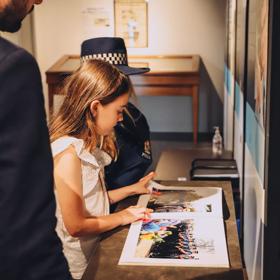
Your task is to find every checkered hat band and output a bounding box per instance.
[81,52,128,65]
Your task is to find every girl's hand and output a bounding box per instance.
[107,172,156,204]
[129,171,156,195]
[119,206,153,226]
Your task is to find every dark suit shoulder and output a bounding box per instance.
[0,37,18,59]
[0,40,42,108]
[0,36,38,73]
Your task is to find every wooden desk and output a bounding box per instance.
[82,181,243,280]
[46,55,200,143]
[155,148,233,181]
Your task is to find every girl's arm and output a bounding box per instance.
[107,172,155,204]
[54,145,151,238]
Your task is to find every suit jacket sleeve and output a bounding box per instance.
[0,47,70,280]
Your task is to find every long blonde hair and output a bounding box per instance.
[49,59,132,158]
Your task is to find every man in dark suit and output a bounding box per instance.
[0,1,71,279]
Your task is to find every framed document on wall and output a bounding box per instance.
[114,0,148,48]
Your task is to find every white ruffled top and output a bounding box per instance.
[51,136,111,279]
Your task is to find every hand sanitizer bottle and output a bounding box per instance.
[212,126,223,155]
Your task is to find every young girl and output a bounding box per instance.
[49,59,154,279]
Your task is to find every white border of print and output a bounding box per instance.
[118,214,229,268]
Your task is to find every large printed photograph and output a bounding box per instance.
[119,183,228,267]
[119,215,229,267]
[136,218,213,260]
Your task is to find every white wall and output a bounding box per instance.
[33,0,226,133]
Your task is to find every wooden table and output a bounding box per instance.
[155,148,233,181]
[46,55,200,143]
[82,181,243,280]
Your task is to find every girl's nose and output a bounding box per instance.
[118,114,124,122]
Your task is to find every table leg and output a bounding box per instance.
[48,84,54,118]
[192,86,199,144]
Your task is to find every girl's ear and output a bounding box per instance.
[90,100,100,117]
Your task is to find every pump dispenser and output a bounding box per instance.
[212,126,223,155]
